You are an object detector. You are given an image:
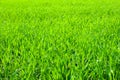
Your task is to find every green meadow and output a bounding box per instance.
[0,0,120,79]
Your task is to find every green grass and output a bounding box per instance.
[0,0,120,80]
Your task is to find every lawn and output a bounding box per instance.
[0,0,120,80]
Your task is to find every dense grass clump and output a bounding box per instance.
[0,0,120,79]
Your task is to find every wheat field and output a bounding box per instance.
[0,0,120,80]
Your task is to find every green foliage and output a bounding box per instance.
[0,0,120,80]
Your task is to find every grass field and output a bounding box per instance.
[0,0,120,80]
